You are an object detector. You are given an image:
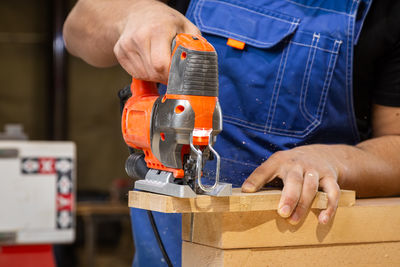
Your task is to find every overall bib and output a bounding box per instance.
[131,0,372,266]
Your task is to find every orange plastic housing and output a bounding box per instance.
[122,34,218,179]
[122,80,158,150]
[121,80,185,178]
[165,94,217,146]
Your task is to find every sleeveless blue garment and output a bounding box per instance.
[131,0,373,266]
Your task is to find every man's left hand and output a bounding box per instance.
[241,145,343,225]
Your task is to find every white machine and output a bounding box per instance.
[0,140,76,245]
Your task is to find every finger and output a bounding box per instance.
[134,31,156,81]
[149,31,173,84]
[318,177,340,224]
[288,170,319,225]
[183,21,202,36]
[278,165,304,218]
[114,41,139,77]
[127,50,150,79]
[114,36,151,79]
[149,21,200,84]
[241,157,281,193]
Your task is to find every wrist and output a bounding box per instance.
[327,144,369,190]
[308,144,354,187]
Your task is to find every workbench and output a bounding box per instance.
[76,202,131,267]
[129,189,400,266]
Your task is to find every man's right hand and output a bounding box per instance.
[114,0,200,84]
[64,0,200,84]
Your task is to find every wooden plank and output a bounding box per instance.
[182,198,400,249]
[182,241,400,267]
[128,188,355,213]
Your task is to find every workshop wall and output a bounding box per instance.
[65,0,131,192]
[67,57,131,191]
[0,1,50,139]
[0,2,134,267]
[0,0,131,192]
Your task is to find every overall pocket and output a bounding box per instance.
[193,0,342,138]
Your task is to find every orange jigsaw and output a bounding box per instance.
[121,34,232,198]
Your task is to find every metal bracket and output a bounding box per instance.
[135,169,232,198]
[135,169,197,198]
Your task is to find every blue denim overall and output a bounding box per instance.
[131,0,372,266]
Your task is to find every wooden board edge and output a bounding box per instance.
[182,241,400,267]
[183,204,400,249]
[128,189,355,213]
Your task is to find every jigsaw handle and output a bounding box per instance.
[130,34,218,98]
[167,34,218,97]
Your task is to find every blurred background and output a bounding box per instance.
[1,0,134,266]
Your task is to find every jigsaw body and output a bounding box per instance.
[121,34,232,198]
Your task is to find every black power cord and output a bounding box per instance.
[147,211,174,267]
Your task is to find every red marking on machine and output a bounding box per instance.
[38,158,56,174]
[56,193,73,211]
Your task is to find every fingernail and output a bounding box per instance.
[279,205,291,217]
[288,213,300,225]
[320,214,329,224]
[241,182,255,192]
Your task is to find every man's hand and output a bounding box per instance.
[242,145,342,225]
[242,104,400,226]
[114,0,200,84]
[64,0,200,84]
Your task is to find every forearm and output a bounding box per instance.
[64,0,197,83]
[335,135,400,197]
[63,0,152,67]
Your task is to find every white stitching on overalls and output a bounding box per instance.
[192,0,353,137]
[287,41,338,54]
[316,40,342,122]
[283,0,352,16]
[265,41,292,133]
[206,0,299,24]
[221,157,259,168]
[223,34,340,136]
[345,0,360,142]
[224,118,265,132]
[267,40,292,133]
[223,115,265,128]
[195,0,300,48]
[300,32,321,122]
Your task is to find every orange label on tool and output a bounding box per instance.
[227,38,245,50]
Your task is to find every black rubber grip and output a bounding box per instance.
[118,85,136,155]
[167,46,218,97]
[118,85,132,115]
[125,153,149,179]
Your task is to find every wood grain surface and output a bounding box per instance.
[182,198,400,249]
[182,241,400,267]
[128,188,355,213]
